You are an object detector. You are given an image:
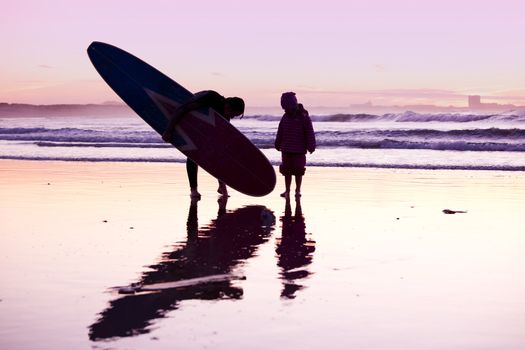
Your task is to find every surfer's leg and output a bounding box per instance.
[186,158,200,198]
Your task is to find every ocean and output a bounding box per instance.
[1,109,525,171]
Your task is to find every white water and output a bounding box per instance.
[1,110,525,171]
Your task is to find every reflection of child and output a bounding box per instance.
[274,92,316,198]
[275,197,316,299]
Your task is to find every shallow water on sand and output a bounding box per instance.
[1,161,524,349]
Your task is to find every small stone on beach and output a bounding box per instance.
[443,209,467,214]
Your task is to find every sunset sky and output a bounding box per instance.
[1,0,524,108]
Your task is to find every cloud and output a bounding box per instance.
[373,64,386,72]
[38,64,54,69]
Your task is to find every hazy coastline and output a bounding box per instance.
[2,101,525,118]
[0,102,133,117]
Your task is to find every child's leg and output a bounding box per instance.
[281,175,292,197]
[295,175,303,196]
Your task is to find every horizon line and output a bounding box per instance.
[2,101,524,109]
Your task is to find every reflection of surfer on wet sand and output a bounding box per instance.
[89,199,275,341]
[217,194,228,217]
[275,196,316,299]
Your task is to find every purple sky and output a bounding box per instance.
[1,0,524,108]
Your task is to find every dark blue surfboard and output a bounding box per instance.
[87,42,275,197]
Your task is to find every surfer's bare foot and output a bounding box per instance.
[280,191,289,198]
[190,189,201,199]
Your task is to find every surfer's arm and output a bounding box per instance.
[162,91,218,142]
[171,101,203,121]
[168,92,214,125]
[162,99,206,142]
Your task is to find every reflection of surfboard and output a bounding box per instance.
[87,42,276,197]
[89,205,275,341]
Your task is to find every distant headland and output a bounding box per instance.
[0,102,133,117]
[0,95,523,117]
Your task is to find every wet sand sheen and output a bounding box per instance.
[1,160,524,349]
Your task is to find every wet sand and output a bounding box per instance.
[1,160,524,349]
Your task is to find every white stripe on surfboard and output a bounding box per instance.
[117,273,245,294]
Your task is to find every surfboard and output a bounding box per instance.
[87,41,276,197]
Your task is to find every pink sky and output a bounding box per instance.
[1,0,524,108]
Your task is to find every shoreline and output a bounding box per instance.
[1,157,525,173]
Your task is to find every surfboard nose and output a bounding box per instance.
[87,41,103,55]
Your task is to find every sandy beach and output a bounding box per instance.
[1,159,524,349]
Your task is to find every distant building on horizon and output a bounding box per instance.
[467,95,517,111]
[468,95,482,109]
